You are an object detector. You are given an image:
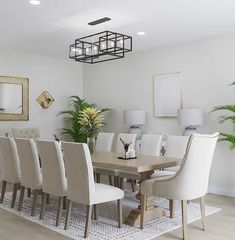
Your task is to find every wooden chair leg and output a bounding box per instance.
[96,173,101,183]
[31,190,39,216]
[18,186,25,211]
[84,205,93,238]
[63,196,67,210]
[108,175,113,186]
[11,183,19,208]
[64,199,72,230]
[117,199,122,228]
[27,188,31,198]
[169,199,175,219]
[140,194,147,229]
[93,204,98,220]
[46,194,50,204]
[114,176,118,187]
[0,180,7,203]
[120,177,124,190]
[130,179,135,192]
[181,200,188,240]
[40,192,47,220]
[56,197,63,226]
[200,196,206,231]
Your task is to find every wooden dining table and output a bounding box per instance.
[91,151,181,227]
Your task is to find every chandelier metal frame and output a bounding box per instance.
[69,30,132,64]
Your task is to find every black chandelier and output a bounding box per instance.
[69,18,132,64]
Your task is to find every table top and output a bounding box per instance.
[91,151,181,173]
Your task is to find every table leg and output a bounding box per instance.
[124,170,163,227]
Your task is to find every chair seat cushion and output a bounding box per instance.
[92,183,124,204]
[151,170,175,178]
[141,176,172,196]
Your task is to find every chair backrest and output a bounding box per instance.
[15,138,42,190]
[12,127,40,139]
[0,137,21,183]
[140,134,163,156]
[170,132,219,200]
[95,132,114,152]
[62,142,94,205]
[115,133,137,153]
[37,140,67,197]
[164,135,189,158]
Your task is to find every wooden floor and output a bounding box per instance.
[0,185,234,240]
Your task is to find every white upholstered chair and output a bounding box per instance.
[95,132,114,152]
[117,134,162,190]
[94,132,115,185]
[140,134,163,156]
[151,135,189,178]
[12,127,40,139]
[140,132,219,240]
[15,138,42,216]
[0,137,21,208]
[62,142,124,238]
[37,140,67,226]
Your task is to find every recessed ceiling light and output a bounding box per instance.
[29,0,41,5]
[137,31,146,36]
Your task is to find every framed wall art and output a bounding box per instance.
[153,72,182,117]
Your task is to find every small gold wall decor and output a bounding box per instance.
[36,91,54,109]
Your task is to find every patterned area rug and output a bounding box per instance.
[0,190,220,240]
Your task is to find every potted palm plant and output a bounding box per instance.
[58,96,109,145]
[211,82,235,149]
[78,107,106,153]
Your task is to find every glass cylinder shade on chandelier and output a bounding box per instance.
[124,110,146,140]
[178,108,204,136]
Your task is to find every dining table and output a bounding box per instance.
[91,151,181,227]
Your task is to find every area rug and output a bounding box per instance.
[0,190,220,240]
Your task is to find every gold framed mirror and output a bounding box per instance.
[0,76,29,121]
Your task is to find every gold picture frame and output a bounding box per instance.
[36,91,54,109]
[0,76,29,121]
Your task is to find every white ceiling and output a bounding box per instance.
[1,0,235,59]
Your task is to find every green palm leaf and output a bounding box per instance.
[211,105,235,114]
[219,133,235,149]
[57,96,109,142]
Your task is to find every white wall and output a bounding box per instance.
[0,53,83,139]
[83,33,235,197]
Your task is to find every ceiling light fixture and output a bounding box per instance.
[29,0,41,5]
[69,17,132,64]
[137,31,146,36]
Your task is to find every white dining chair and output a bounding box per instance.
[140,132,219,240]
[15,138,42,216]
[12,127,40,198]
[0,137,21,208]
[37,140,67,226]
[12,127,40,139]
[95,132,114,152]
[140,134,163,156]
[151,135,189,218]
[62,142,124,238]
[151,135,189,178]
[94,132,115,185]
[117,134,162,191]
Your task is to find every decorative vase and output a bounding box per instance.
[87,137,96,153]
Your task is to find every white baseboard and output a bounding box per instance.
[208,185,235,197]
